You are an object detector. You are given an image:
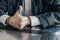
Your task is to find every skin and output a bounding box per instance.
[8,6,31,30]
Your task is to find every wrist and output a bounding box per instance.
[5,17,11,25]
[27,17,31,25]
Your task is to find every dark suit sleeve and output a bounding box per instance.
[0,0,8,16]
[0,0,10,25]
[36,12,60,28]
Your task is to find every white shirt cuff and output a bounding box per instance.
[29,16,41,26]
[0,15,10,25]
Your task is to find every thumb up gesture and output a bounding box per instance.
[7,6,31,30]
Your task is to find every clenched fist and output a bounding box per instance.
[7,6,31,30]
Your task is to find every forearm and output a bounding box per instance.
[0,0,9,25]
[29,16,41,26]
[29,12,60,28]
[0,14,10,25]
[36,12,60,28]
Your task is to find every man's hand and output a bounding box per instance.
[8,6,31,30]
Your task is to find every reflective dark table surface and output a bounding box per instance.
[0,24,50,40]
